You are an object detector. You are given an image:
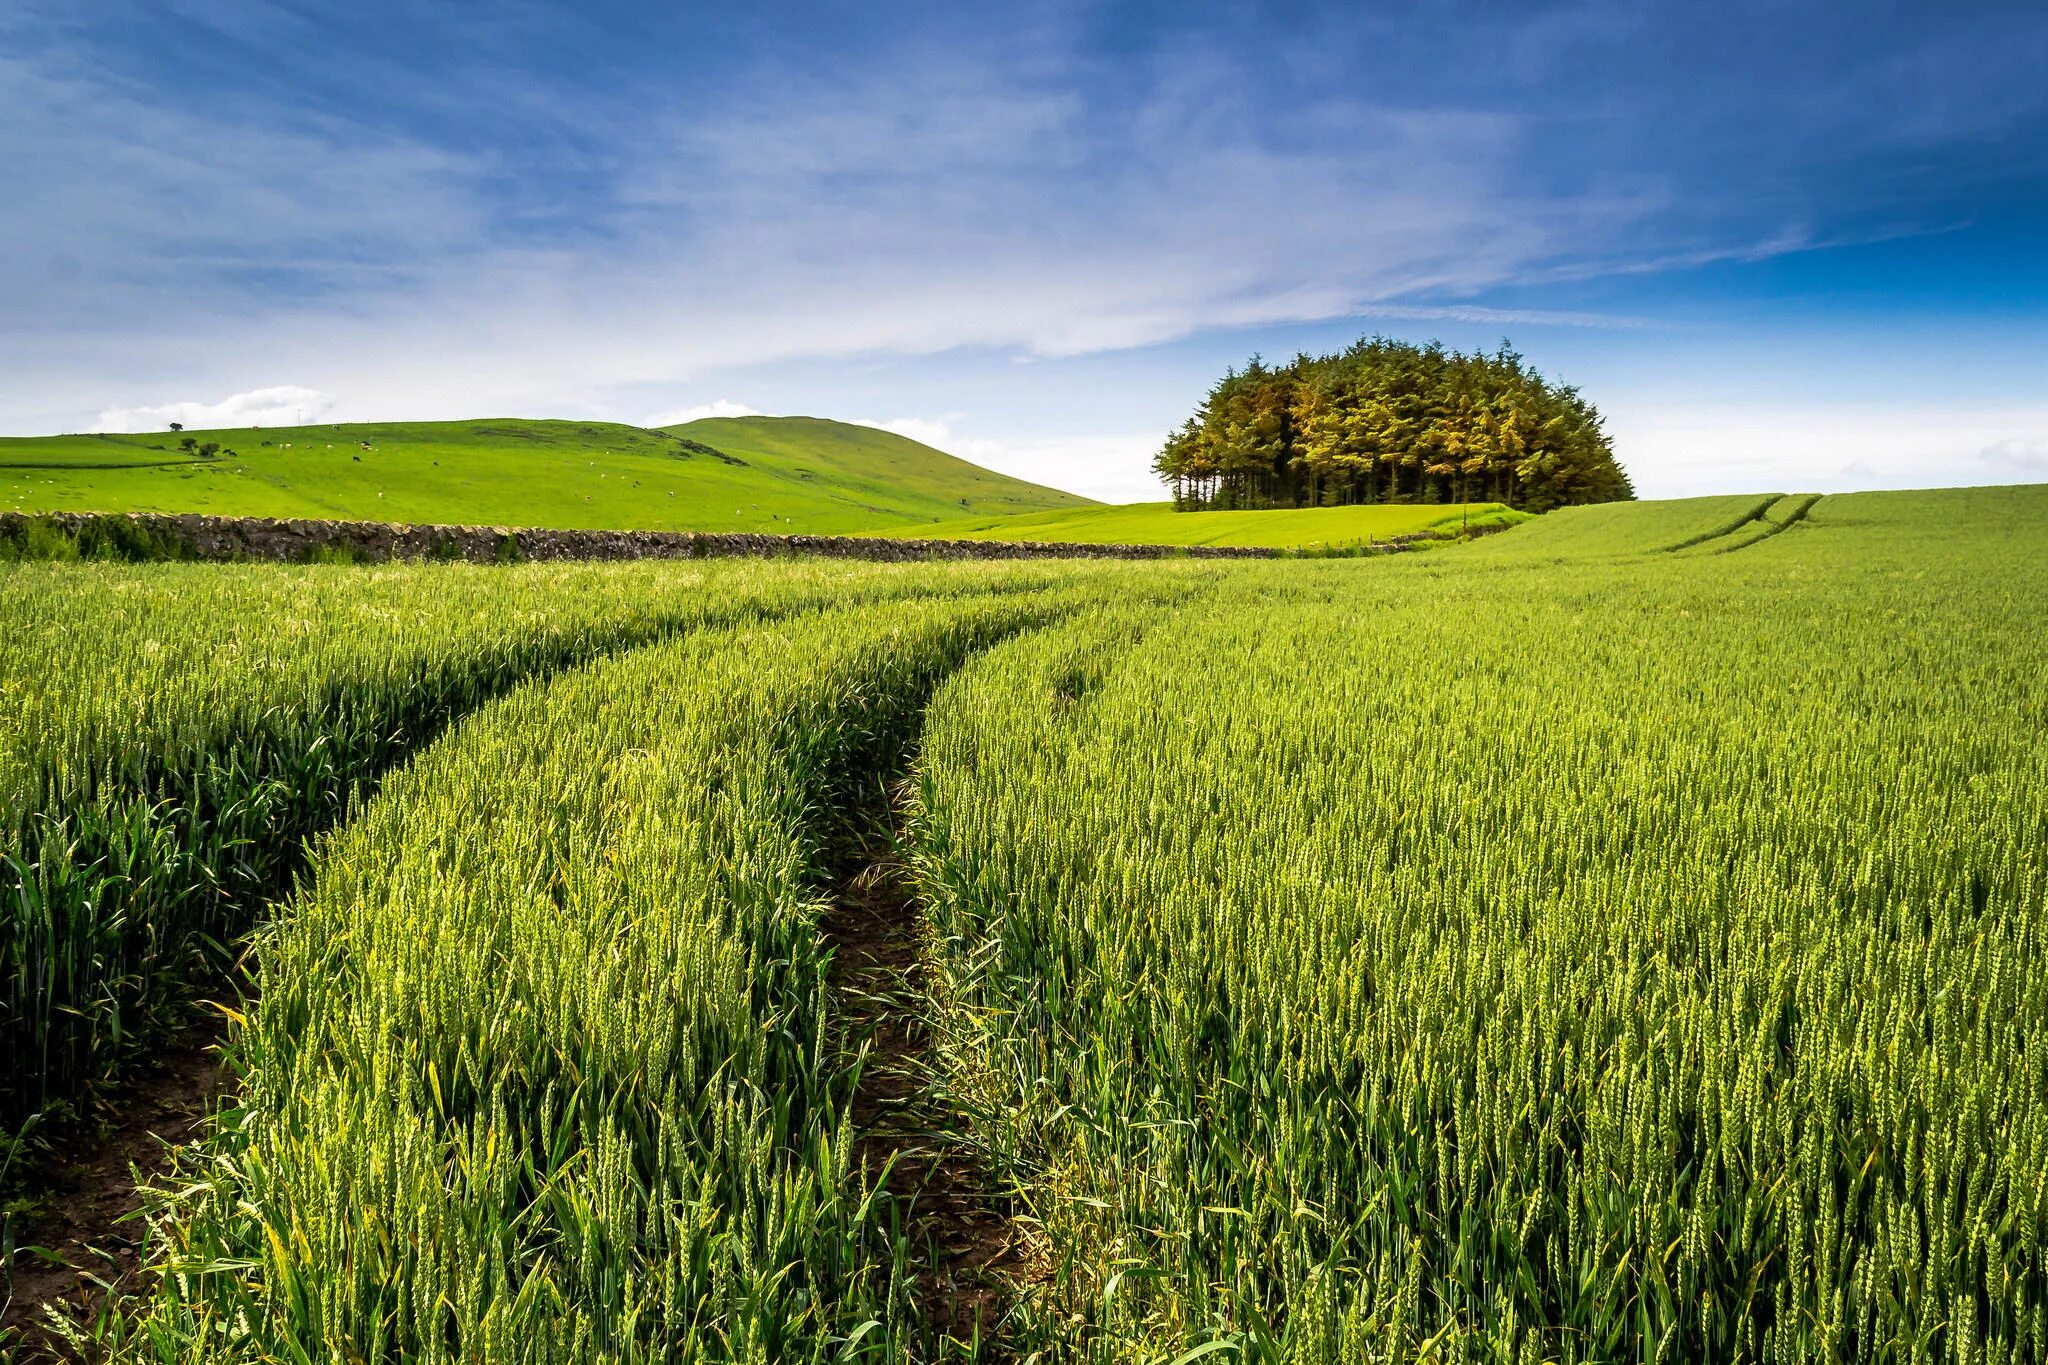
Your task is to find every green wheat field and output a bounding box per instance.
[2,483,2043,1362]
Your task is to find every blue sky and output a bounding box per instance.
[4,1,2046,499]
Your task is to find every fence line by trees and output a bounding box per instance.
[1154,337,1634,511]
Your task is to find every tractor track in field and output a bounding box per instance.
[4,621,1034,1357]
[824,795,1033,1356]
[1660,493,1782,552]
[1,1026,230,1360]
[1661,493,1824,557]
[2,600,836,1356]
[1711,493,1822,554]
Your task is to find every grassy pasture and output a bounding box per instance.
[863,499,1526,549]
[0,416,1089,534]
[664,415,1093,523]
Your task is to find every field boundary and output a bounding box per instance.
[0,459,206,472]
[0,512,1526,564]
[1,511,1278,562]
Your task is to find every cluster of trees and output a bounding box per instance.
[1154,337,1634,511]
[168,427,237,459]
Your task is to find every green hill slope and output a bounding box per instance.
[0,416,1090,534]
[864,500,1526,549]
[661,416,1089,523]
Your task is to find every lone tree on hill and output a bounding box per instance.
[1153,337,1633,512]
[169,422,183,432]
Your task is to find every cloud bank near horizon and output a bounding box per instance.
[92,386,337,434]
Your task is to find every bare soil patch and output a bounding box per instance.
[2,1028,229,1360]
[826,835,1033,1354]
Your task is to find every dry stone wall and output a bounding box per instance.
[2,511,1509,563]
[3,511,1284,562]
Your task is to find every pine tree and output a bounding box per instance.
[1152,337,1631,512]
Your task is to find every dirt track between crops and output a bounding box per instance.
[1,1029,230,1360]
[825,819,1034,1353]
[4,815,1031,1359]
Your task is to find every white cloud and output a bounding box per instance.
[1606,403,2048,499]
[1979,436,2048,473]
[856,414,1164,503]
[640,399,763,426]
[0,23,1690,436]
[91,386,336,433]
[855,415,980,452]
[1355,302,1657,330]
[972,432,1168,504]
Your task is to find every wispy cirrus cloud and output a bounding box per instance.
[0,51,481,327]
[0,4,1728,432]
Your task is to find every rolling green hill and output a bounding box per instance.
[0,416,1091,534]
[660,416,1090,522]
[866,500,1528,549]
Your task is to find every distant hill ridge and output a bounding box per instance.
[0,415,1092,534]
